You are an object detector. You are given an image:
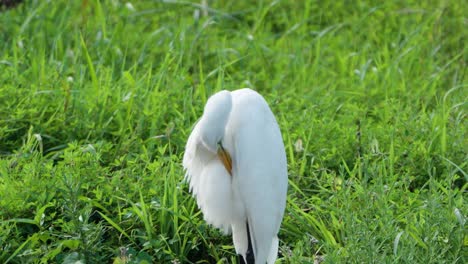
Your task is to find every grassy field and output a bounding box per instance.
[0,0,466,263]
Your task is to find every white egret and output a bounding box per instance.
[183,88,288,264]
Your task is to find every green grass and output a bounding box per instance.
[0,0,466,263]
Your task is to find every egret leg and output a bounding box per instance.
[237,221,255,264]
[238,254,246,264]
[245,221,255,264]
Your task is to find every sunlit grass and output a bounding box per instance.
[0,0,466,263]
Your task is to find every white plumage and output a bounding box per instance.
[183,88,288,263]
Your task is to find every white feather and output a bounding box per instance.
[198,159,235,233]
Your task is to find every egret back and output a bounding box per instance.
[227,89,288,264]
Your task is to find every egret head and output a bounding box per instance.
[198,90,233,153]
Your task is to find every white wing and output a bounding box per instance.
[226,89,288,263]
[183,120,208,197]
[183,120,238,234]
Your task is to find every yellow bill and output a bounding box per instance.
[217,144,232,176]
